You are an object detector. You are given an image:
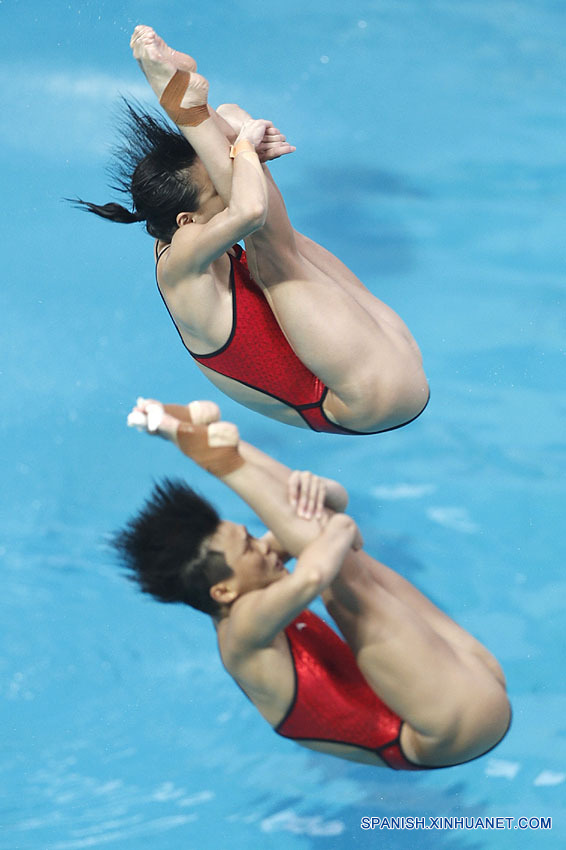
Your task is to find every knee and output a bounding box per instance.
[454,683,511,760]
[413,682,511,768]
[326,370,429,432]
[387,364,429,419]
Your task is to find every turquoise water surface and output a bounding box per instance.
[2,1,565,848]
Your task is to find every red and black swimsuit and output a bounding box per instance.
[276,609,424,770]
[156,245,428,435]
[277,610,511,770]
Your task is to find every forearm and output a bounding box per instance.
[229,147,268,223]
[208,105,238,143]
[177,108,264,209]
[238,443,298,560]
[238,440,292,488]
[178,108,291,212]
[165,408,343,553]
[247,165,296,247]
[221,460,325,558]
[177,116,233,205]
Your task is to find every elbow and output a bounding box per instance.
[300,565,329,598]
[231,202,267,235]
[243,203,267,232]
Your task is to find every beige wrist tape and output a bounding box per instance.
[176,423,245,477]
[229,139,257,158]
[159,70,210,127]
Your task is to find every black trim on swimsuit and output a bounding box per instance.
[155,243,431,435]
[275,628,411,769]
[315,389,431,436]
[394,707,513,770]
[276,629,512,770]
[155,243,237,360]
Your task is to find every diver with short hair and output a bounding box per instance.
[113,397,511,769]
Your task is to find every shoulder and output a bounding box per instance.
[218,613,293,695]
[218,591,287,662]
[156,227,206,285]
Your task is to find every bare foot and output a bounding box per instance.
[164,400,221,426]
[127,397,181,442]
[216,103,252,134]
[127,398,220,437]
[217,103,296,162]
[127,397,242,476]
[130,25,209,106]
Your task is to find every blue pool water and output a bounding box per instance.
[2,1,565,847]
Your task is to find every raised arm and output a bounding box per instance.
[162,119,269,279]
[128,398,362,647]
[230,512,359,648]
[129,398,354,557]
[130,27,294,209]
[208,435,361,647]
[131,25,232,203]
[238,442,349,517]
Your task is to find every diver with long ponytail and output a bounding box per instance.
[75,25,429,436]
[74,103,200,242]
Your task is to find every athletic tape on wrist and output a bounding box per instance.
[159,70,209,127]
[229,140,257,158]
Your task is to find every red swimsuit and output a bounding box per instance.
[156,245,428,435]
[277,609,424,770]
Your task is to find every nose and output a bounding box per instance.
[257,538,269,555]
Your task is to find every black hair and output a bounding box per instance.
[112,478,233,616]
[71,100,200,242]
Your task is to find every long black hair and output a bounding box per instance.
[72,100,200,242]
[112,478,233,616]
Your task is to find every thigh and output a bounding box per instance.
[293,230,419,346]
[327,550,504,682]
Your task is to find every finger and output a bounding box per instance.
[288,471,300,508]
[259,144,296,162]
[297,471,309,516]
[306,475,321,519]
[315,482,326,519]
[299,471,315,518]
[259,143,295,153]
[254,119,273,132]
[260,137,286,148]
[259,136,290,146]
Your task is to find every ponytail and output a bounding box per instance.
[71,199,145,224]
[71,100,200,243]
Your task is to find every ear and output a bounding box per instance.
[176,211,194,228]
[210,581,238,606]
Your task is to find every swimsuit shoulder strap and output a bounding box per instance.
[155,241,171,264]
